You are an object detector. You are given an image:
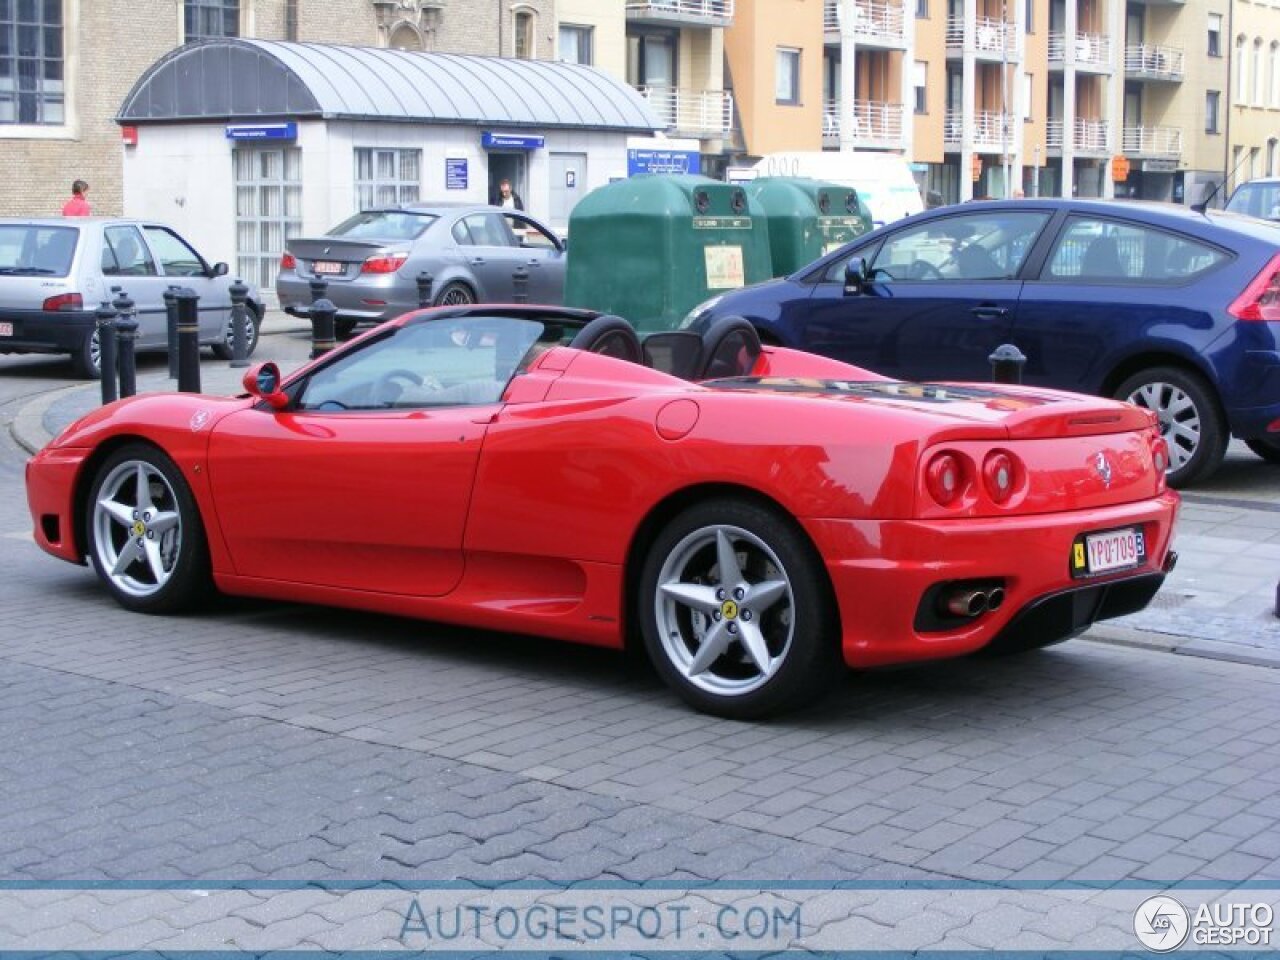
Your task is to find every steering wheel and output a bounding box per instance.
[370,368,440,407]
[906,260,944,281]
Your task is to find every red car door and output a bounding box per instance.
[206,404,494,596]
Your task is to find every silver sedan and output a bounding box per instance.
[276,204,566,337]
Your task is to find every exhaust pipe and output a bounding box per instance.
[944,589,988,618]
[986,587,1006,612]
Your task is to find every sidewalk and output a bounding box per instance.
[9,313,1280,669]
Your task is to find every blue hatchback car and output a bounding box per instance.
[686,199,1280,486]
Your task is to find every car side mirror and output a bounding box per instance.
[211,261,229,278]
[243,361,288,410]
[843,257,869,296]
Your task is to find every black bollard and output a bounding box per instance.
[164,286,181,379]
[228,278,251,368]
[988,343,1027,385]
[95,300,118,404]
[175,288,202,393]
[112,291,138,399]
[512,265,529,304]
[416,271,434,309]
[310,297,337,359]
[308,276,328,305]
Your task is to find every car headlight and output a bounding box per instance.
[680,294,724,330]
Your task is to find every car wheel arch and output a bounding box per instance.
[1099,350,1219,404]
[620,482,840,655]
[71,435,167,562]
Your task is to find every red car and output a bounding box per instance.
[25,306,1179,718]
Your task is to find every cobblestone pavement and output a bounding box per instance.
[1,320,1279,951]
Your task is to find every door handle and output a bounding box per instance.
[470,257,486,265]
[970,304,1008,319]
[526,259,540,266]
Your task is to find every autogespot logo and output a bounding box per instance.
[1135,895,1191,952]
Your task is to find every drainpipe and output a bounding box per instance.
[497,0,503,56]
[1222,1,1234,201]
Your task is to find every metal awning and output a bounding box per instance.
[119,39,663,133]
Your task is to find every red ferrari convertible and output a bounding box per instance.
[26,307,1179,718]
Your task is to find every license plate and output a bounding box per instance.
[1073,527,1145,576]
[313,260,345,275]
[0,322,11,336]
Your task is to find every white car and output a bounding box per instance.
[0,218,265,378]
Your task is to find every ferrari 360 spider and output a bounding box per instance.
[25,306,1179,717]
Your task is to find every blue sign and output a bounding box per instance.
[481,132,545,150]
[445,157,468,190]
[225,122,297,141]
[627,148,702,177]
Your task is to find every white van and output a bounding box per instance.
[752,152,924,228]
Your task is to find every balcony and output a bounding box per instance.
[1124,43,1185,82]
[1122,125,1183,159]
[822,0,908,49]
[946,17,1019,61]
[636,86,734,138]
[1046,117,1112,155]
[944,109,1016,153]
[625,0,733,28]
[1047,32,1113,72]
[822,99,906,149]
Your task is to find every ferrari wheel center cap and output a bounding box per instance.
[720,599,739,620]
[131,520,147,537]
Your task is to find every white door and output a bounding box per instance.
[549,153,587,230]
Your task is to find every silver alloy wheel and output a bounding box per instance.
[1126,381,1200,473]
[89,328,101,372]
[440,286,473,306]
[92,460,183,599]
[223,313,257,352]
[654,524,795,697]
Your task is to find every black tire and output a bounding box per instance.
[210,303,262,361]
[434,281,476,307]
[1114,366,1227,488]
[70,327,102,380]
[638,498,841,719]
[334,318,359,340]
[85,443,212,614]
[1245,435,1280,464]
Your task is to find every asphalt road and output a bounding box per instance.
[1,331,1278,951]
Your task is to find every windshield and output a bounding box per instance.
[328,211,437,241]
[0,225,79,277]
[1226,182,1280,221]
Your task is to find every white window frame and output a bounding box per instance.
[234,146,302,291]
[183,0,242,42]
[0,0,77,134]
[775,47,801,106]
[1208,13,1222,57]
[558,23,593,65]
[354,148,422,211]
[1237,34,1249,104]
[1254,37,1265,106]
[512,5,536,60]
[912,60,927,115]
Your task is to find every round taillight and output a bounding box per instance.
[926,453,964,506]
[280,252,296,270]
[982,451,1016,503]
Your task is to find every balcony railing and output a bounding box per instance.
[822,99,906,147]
[946,17,1018,57]
[1123,124,1183,158]
[625,0,734,25]
[1047,117,1114,153]
[944,109,1016,150]
[1124,43,1186,81]
[822,0,908,47]
[637,86,734,138]
[1047,31,1113,68]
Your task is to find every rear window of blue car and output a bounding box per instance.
[0,225,78,277]
[329,211,437,241]
[1043,216,1229,283]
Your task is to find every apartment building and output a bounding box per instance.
[1226,0,1280,194]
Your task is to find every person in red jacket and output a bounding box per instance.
[61,180,91,217]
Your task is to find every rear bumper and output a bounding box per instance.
[804,491,1180,668]
[1224,349,1280,438]
[0,308,96,354]
[276,274,413,323]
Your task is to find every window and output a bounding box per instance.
[1272,41,1280,108]
[1271,139,1279,178]
[1022,72,1033,120]
[184,0,239,41]
[329,210,436,242]
[101,226,158,277]
[143,227,208,277]
[1044,217,1227,282]
[514,9,535,59]
[1207,13,1222,57]
[1226,176,1280,218]
[864,211,1050,283]
[452,213,513,248]
[0,0,64,125]
[235,147,302,290]
[0,224,77,275]
[502,212,560,250]
[354,148,421,211]
[559,24,593,65]
[916,0,928,16]
[1254,37,1265,105]
[1237,35,1248,103]
[1206,90,1220,133]
[912,61,927,114]
[1025,0,1033,33]
[776,47,801,105]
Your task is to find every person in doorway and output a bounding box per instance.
[492,177,524,211]
[62,179,91,217]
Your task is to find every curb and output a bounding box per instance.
[9,383,91,457]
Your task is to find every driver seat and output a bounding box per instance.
[698,317,762,380]
[569,314,643,364]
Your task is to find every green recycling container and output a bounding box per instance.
[564,174,772,332]
[747,177,873,277]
